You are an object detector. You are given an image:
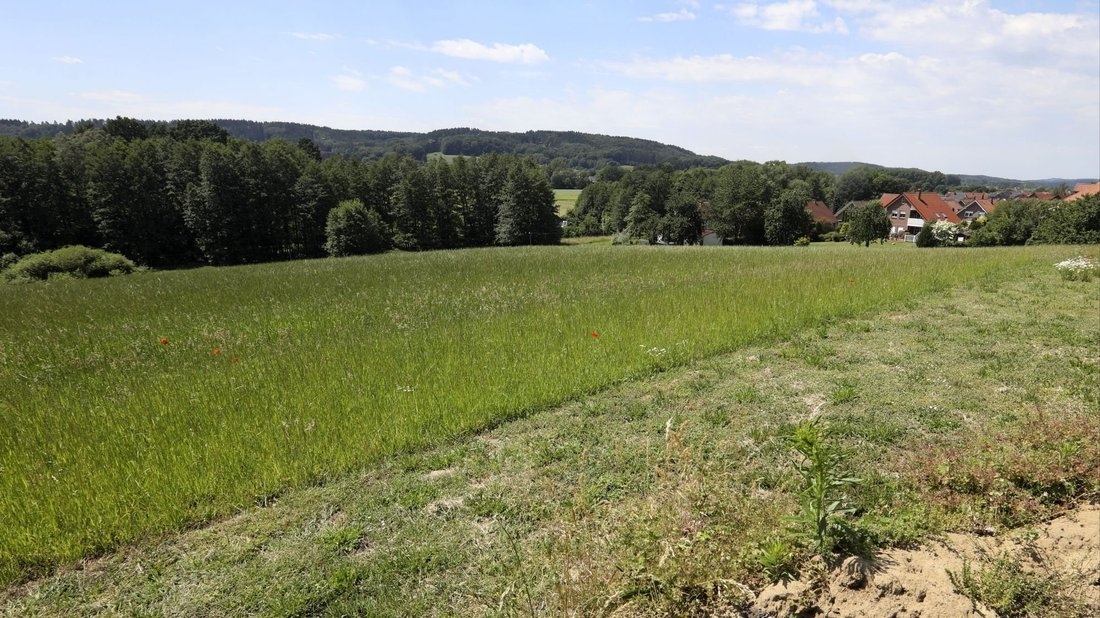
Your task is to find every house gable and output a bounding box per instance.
[805,200,837,225]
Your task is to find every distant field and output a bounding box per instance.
[562,234,611,245]
[0,243,1057,584]
[554,188,582,216]
[424,151,461,162]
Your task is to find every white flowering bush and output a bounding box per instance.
[930,220,962,245]
[1055,256,1098,282]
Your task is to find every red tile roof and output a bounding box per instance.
[974,198,996,214]
[805,200,837,224]
[883,192,961,223]
[959,198,997,216]
[1064,182,1100,202]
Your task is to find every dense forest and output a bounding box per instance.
[0,119,561,268]
[0,119,727,185]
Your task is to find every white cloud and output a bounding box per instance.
[606,53,827,86]
[851,1,1098,73]
[386,66,472,92]
[819,0,879,12]
[639,8,696,22]
[332,74,366,92]
[291,32,335,41]
[388,66,425,92]
[431,39,549,64]
[464,63,1096,178]
[429,69,471,87]
[731,0,848,33]
[53,56,83,64]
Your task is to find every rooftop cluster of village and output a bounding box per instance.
[815,182,1100,242]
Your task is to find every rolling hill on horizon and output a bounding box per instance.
[0,118,1093,187]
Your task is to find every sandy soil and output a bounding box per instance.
[753,504,1100,617]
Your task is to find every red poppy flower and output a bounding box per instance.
[231,356,238,364]
[589,331,600,339]
[212,347,222,356]
[159,338,169,346]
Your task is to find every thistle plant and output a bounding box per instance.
[787,421,860,560]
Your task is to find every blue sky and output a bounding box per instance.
[1,0,1098,179]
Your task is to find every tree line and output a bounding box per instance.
[565,160,837,245]
[0,119,730,187]
[0,119,561,268]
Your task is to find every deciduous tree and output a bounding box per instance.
[844,201,890,247]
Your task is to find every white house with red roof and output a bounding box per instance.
[956,198,997,221]
[882,192,961,240]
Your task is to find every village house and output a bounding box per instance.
[835,194,896,222]
[805,199,837,233]
[882,192,961,241]
[701,229,722,246]
[955,197,997,221]
[1063,182,1100,202]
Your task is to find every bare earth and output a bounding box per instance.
[755,504,1100,617]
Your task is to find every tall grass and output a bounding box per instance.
[0,243,1048,583]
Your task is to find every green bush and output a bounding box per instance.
[2,246,136,283]
[914,226,937,247]
[0,253,18,271]
[794,236,811,246]
[1028,195,1100,245]
[968,200,1043,246]
[324,199,391,257]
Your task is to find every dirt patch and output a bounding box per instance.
[423,496,465,516]
[424,468,457,481]
[754,504,1100,617]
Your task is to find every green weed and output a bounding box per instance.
[949,552,1084,617]
[829,380,859,405]
[786,421,862,560]
[755,537,798,583]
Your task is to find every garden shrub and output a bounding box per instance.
[914,226,937,247]
[2,246,136,283]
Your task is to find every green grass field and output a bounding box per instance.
[0,243,1073,585]
[554,188,582,216]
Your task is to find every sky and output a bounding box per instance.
[1,0,1098,180]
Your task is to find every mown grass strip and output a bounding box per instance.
[0,243,1062,584]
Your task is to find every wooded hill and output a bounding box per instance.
[3,119,1092,188]
[795,161,1097,189]
[0,119,727,175]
